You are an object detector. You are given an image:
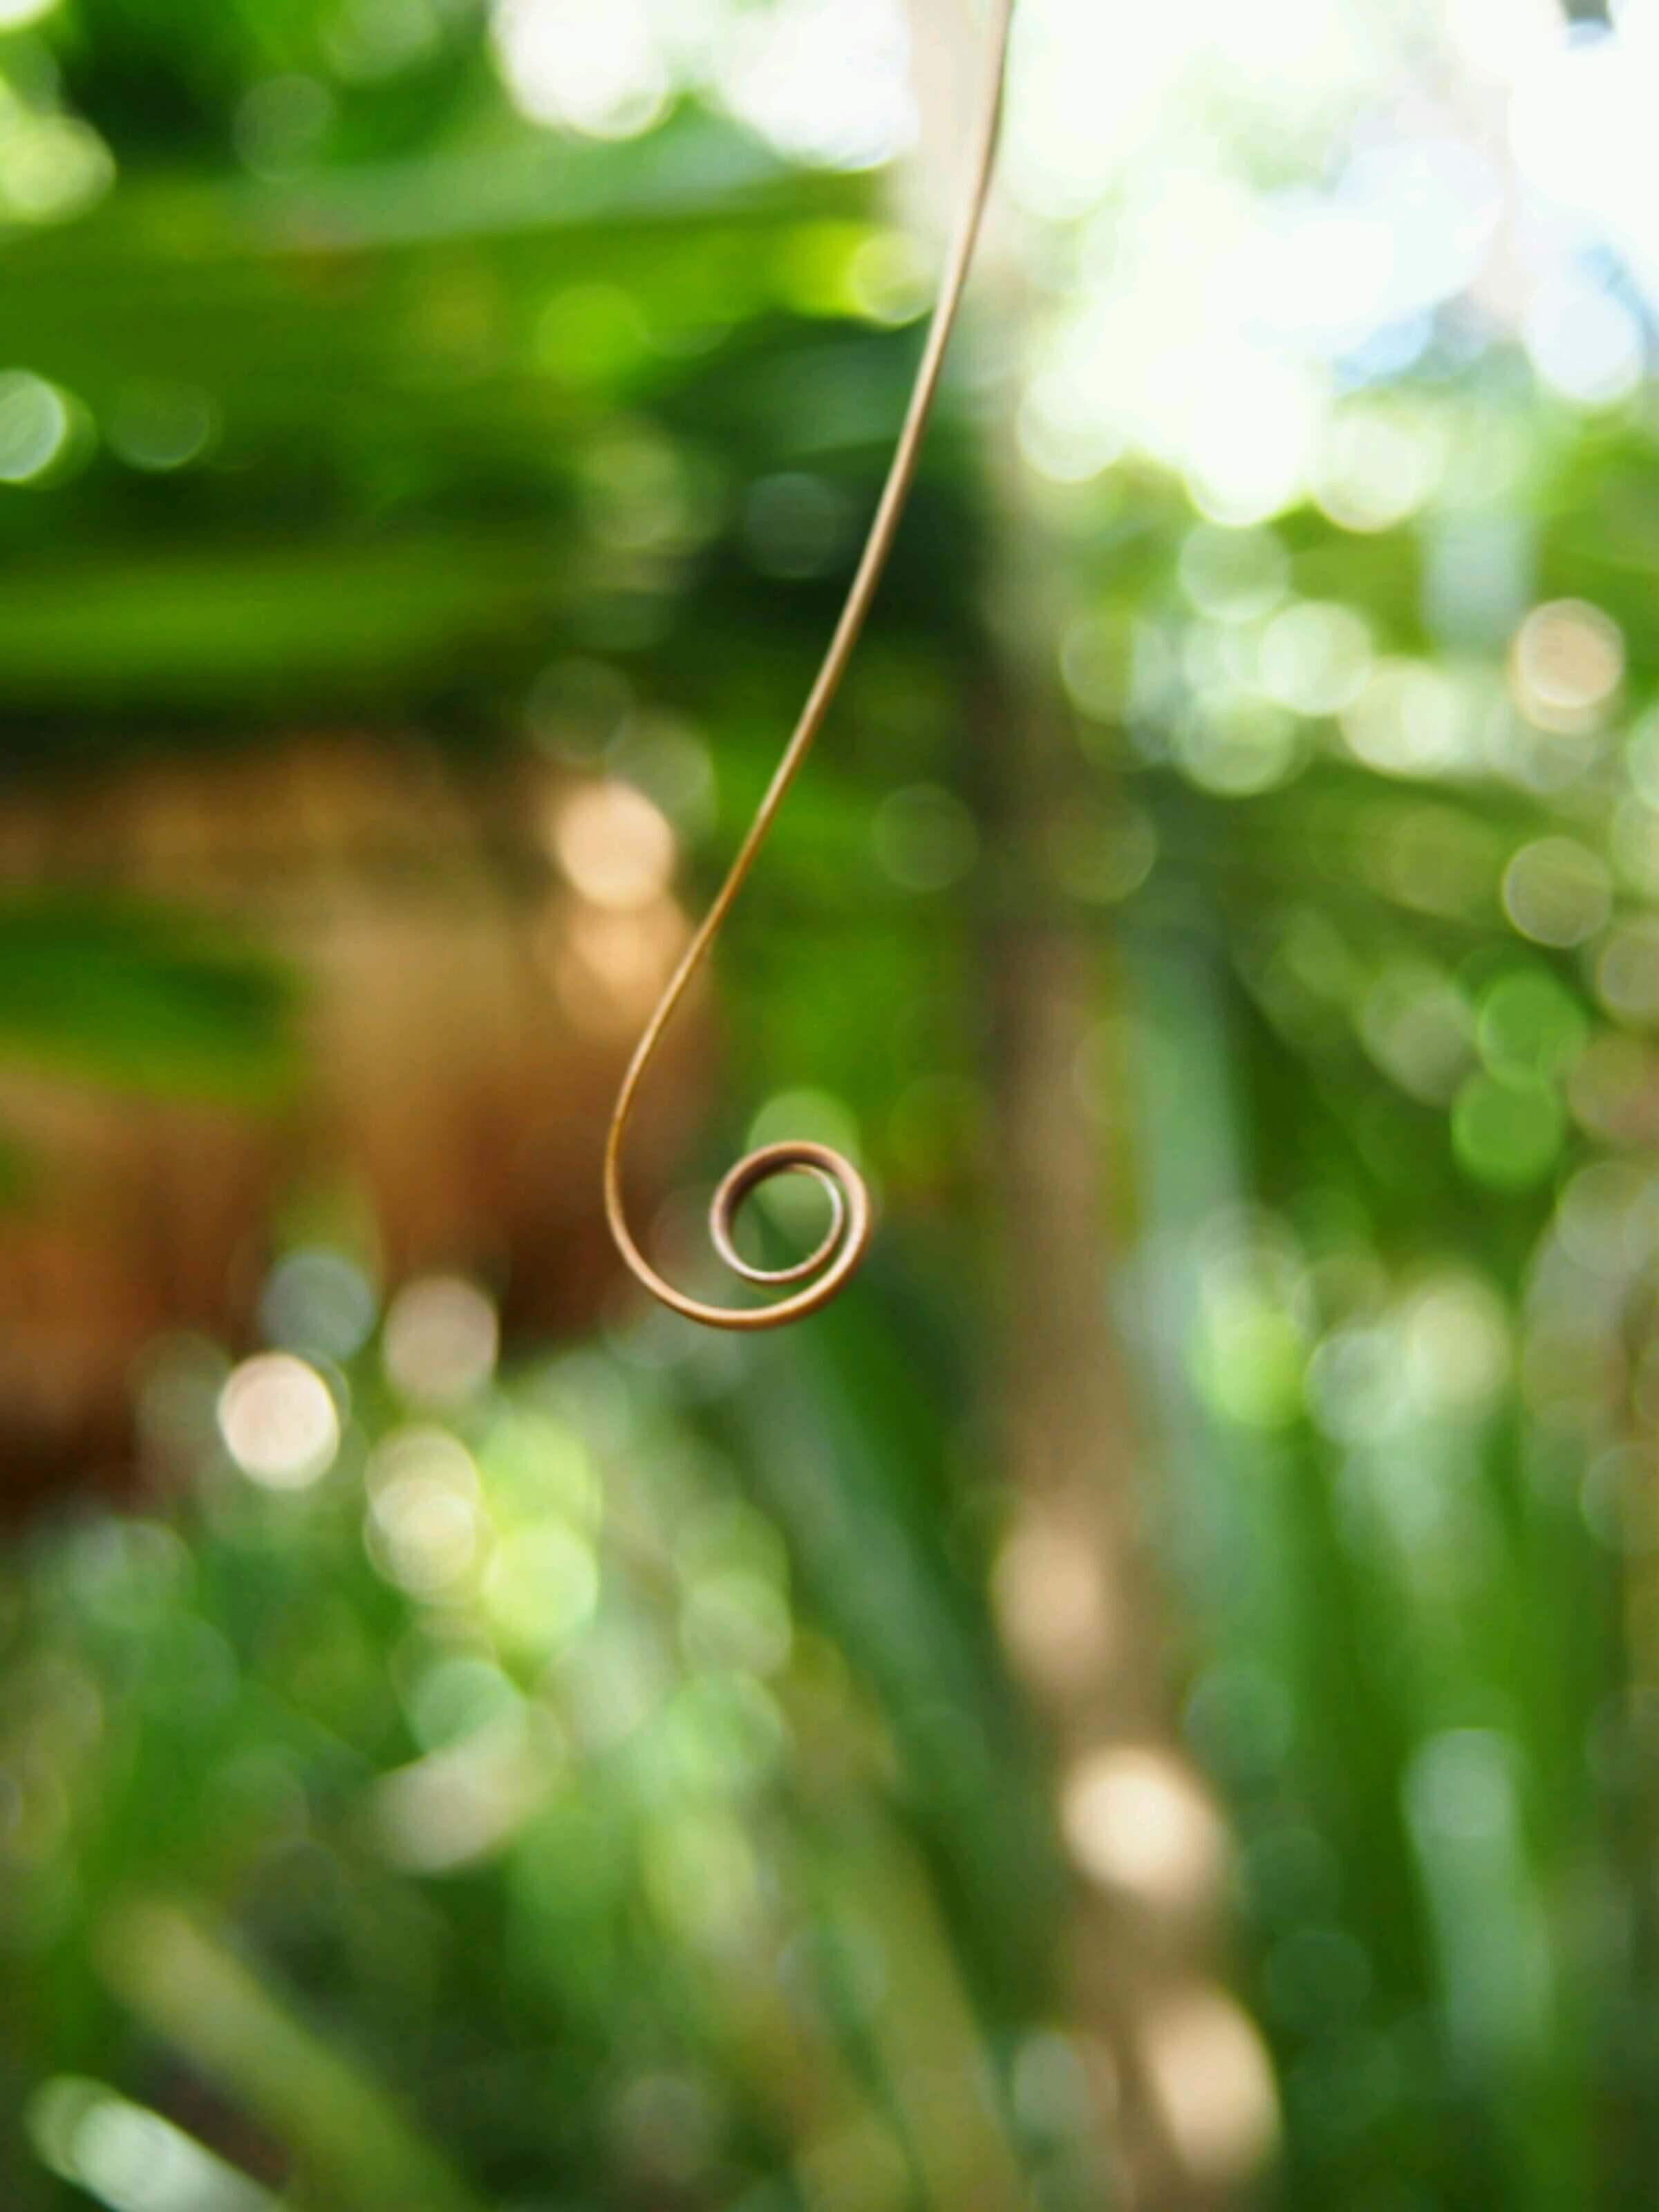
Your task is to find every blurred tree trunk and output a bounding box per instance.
[977,697,1201,2211]
[900,6,1266,2204]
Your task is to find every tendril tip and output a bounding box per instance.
[601,0,1013,1332]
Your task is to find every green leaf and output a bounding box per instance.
[0,894,296,1099]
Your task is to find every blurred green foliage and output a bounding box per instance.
[8,2,1659,2211]
[0,1303,1076,2212]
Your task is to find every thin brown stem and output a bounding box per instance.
[604,0,1016,1331]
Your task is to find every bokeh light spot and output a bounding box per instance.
[0,371,71,485]
[993,1518,1114,1689]
[553,781,677,911]
[218,1355,340,1490]
[1341,660,1471,779]
[1478,969,1588,1082]
[486,1524,599,1653]
[1597,918,1659,1024]
[1179,526,1289,623]
[1060,1746,1229,1910]
[1452,1071,1565,1190]
[1525,277,1644,409]
[492,0,670,140]
[716,0,915,171]
[0,107,115,224]
[1259,602,1372,717]
[1510,601,1624,732]
[260,1249,377,1364]
[384,1277,499,1408]
[107,382,218,473]
[366,1430,485,1598]
[1311,405,1443,532]
[1502,836,1613,947]
[1140,1987,1280,2184]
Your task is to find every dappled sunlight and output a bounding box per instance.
[9,0,1659,2206]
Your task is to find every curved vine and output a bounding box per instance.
[604,0,1016,1331]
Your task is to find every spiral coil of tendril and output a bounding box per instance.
[603,0,1014,1333]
